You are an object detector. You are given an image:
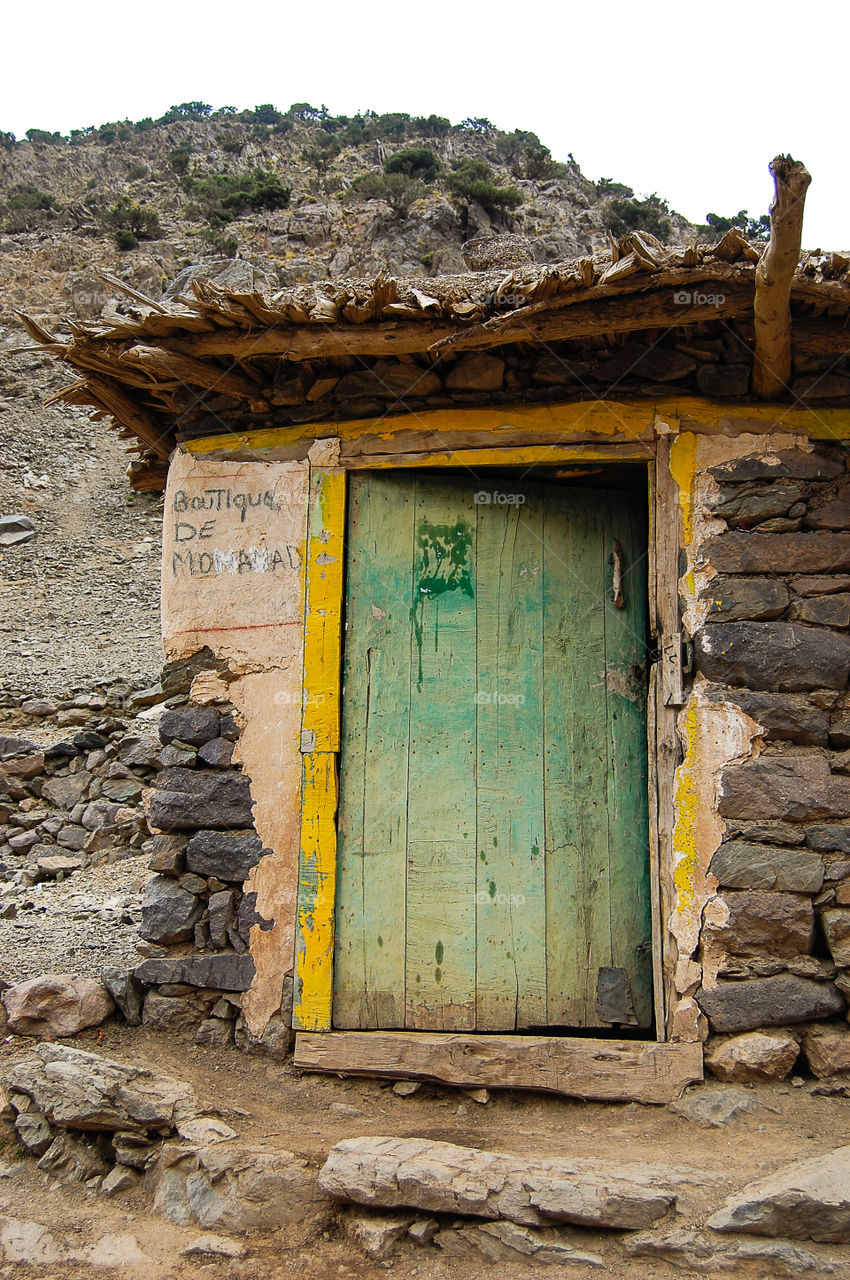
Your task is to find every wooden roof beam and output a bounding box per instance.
[753,156,811,399]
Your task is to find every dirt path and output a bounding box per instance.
[1,1022,849,1278]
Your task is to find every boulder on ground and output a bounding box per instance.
[704,1030,799,1082]
[707,1145,850,1242]
[146,1142,322,1230]
[2,975,114,1038]
[318,1136,675,1231]
[3,1042,197,1132]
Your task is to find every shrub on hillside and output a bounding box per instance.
[384,148,441,182]
[604,194,671,242]
[185,168,291,227]
[447,160,523,216]
[104,197,163,241]
[353,172,425,218]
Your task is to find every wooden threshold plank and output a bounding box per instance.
[294,1030,702,1105]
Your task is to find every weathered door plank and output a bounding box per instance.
[475,489,547,1029]
[404,478,477,1030]
[602,489,653,1027]
[543,488,612,1025]
[333,475,415,1028]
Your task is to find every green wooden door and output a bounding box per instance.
[333,472,652,1032]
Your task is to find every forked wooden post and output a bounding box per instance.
[752,155,811,400]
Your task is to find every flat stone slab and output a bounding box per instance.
[318,1136,676,1231]
[708,1146,850,1242]
[626,1227,850,1277]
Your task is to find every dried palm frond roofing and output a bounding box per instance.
[17,228,850,472]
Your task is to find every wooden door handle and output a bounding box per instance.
[611,539,625,608]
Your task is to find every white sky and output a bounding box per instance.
[2,0,846,248]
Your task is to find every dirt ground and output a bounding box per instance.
[1,1022,849,1279]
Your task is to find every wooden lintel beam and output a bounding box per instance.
[752,156,812,399]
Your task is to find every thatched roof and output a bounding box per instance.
[17,227,850,489]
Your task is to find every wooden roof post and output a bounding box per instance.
[752,155,811,399]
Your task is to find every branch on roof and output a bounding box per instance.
[753,156,811,399]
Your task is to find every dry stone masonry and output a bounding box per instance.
[690,443,850,1076]
[132,650,290,1055]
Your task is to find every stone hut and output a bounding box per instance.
[24,157,850,1097]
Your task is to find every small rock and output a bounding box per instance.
[465,1088,490,1105]
[626,1227,849,1277]
[345,1212,414,1259]
[177,1117,237,1144]
[392,1080,421,1097]
[100,1164,139,1195]
[704,1030,800,1082]
[15,1109,53,1154]
[670,1086,762,1127]
[197,737,235,769]
[0,514,37,547]
[158,706,221,747]
[803,1025,850,1078]
[409,1218,440,1244]
[330,1102,363,1118]
[101,968,144,1026]
[3,974,114,1037]
[36,854,85,878]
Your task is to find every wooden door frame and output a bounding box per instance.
[293,439,678,1044]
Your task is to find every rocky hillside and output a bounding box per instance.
[0,104,719,329]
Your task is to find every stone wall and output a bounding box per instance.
[133,652,293,1057]
[678,440,850,1078]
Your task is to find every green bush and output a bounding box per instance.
[25,128,63,145]
[5,187,54,210]
[169,147,192,176]
[250,104,283,125]
[384,147,440,182]
[447,160,523,216]
[114,228,138,251]
[126,162,149,181]
[0,130,16,150]
[604,194,671,242]
[353,172,425,218]
[104,197,163,239]
[302,141,341,175]
[703,209,770,241]
[185,168,291,227]
[159,102,214,123]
